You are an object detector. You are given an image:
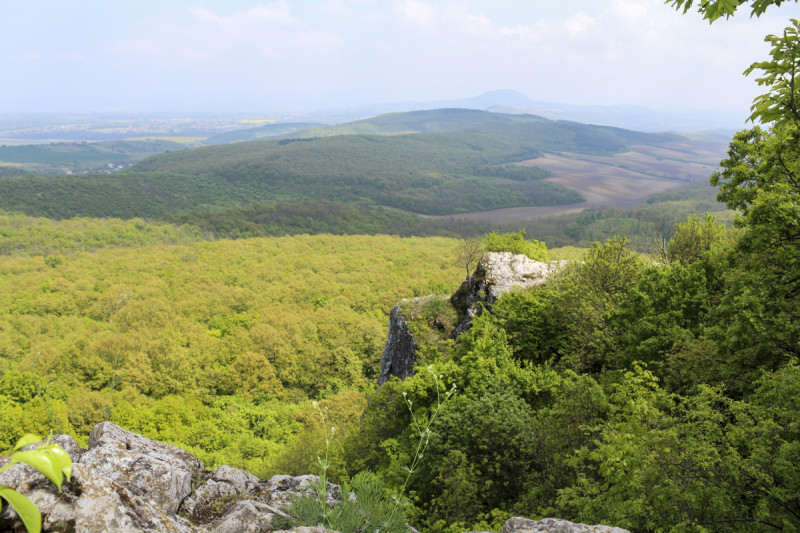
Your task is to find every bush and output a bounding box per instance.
[275,471,410,533]
[484,230,548,261]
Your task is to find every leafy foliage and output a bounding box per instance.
[745,19,800,125]
[164,202,493,241]
[0,233,463,477]
[666,0,797,22]
[484,230,548,261]
[561,364,800,532]
[0,209,206,255]
[277,471,410,533]
[663,213,733,264]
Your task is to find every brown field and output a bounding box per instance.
[421,136,729,225]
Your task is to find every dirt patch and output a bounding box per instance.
[527,154,688,207]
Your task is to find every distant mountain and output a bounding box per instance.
[281,108,551,137]
[308,90,745,135]
[441,89,540,109]
[269,107,698,143]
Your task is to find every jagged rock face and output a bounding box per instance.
[0,422,341,533]
[377,303,419,386]
[377,253,568,385]
[451,252,568,338]
[502,517,630,533]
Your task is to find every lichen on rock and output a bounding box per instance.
[502,517,630,533]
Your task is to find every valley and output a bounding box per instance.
[0,109,725,229]
[2,104,799,533]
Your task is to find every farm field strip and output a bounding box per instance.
[415,139,728,224]
[527,154,695,206]
[629,140,729,164]
[557,150,720,181]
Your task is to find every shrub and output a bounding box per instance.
[484,230,548,261]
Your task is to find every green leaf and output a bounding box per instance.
[0,486,42,533]
[43,444,73,483]
[13,434,42,452]
[8,450,63,491]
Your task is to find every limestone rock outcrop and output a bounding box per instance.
[0,424,627,533]
[377,301,420,385]
[0,422,340,533]
[378,252,567,384]
[450,252,568,338]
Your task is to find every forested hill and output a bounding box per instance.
[0,109,689,221]
[201,122,324,145]
[270,108,682,140]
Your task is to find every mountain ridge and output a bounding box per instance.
[310,89,744,134]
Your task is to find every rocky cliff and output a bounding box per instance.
[0,422,340,533]
[378,252,567,384]
[377,303,419,386]
[450,252,568,338]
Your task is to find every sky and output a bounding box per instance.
[3,0,800,115]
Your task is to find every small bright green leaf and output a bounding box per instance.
[0,486,42,533]
[13,434,42,452]
[43,445,73,483]
[8,451,63,491]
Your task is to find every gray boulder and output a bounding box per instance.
[84,421,203,515]
[501,516,630,533]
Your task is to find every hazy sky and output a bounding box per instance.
[3,0,800,114]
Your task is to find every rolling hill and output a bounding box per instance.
[0,109,722,224]
[201,122,324,145]
[0,139,184,174]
